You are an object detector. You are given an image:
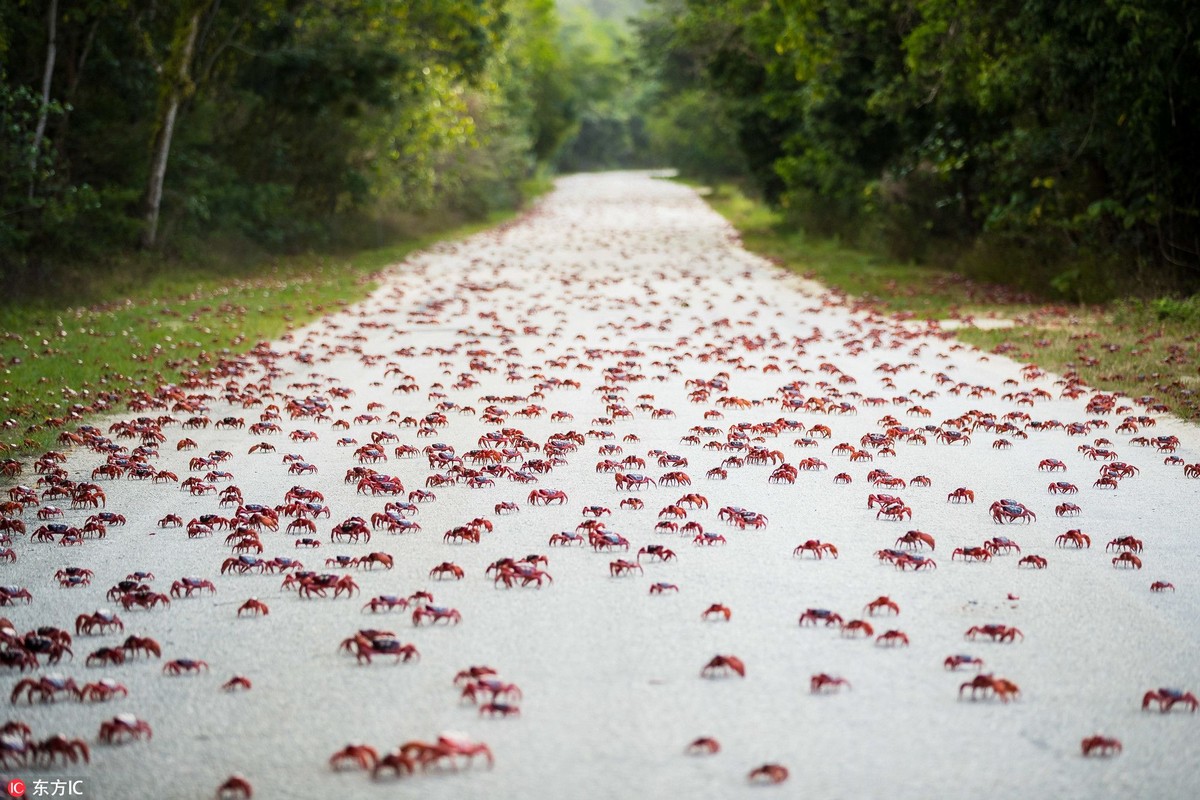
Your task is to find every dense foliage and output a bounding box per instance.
[0,0,579,291]
[5,0,1197,302]
[635,0,1200,299]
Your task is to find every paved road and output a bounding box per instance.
[4,172,1199,800]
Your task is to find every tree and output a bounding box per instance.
[140,0,209,248]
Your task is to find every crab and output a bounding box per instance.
[348,634,420,665]
[171,577,216,598]
[1080,735,1121,757]
[429,561,465,580]
[121,635,162,659]
[701,654,745,678]
[34,734,90,766]
[1038,458,1067,472]
[895,530,936,551]
[75,609,123,635]
[222,555,267,574]
[799,608,844,627]
[840,619,874,638]
[747,764,789,784]
[294,573,359,599]
[701,603,732,621]
[1112,552,1143,569]
[11,674,81,703]
[863,596,899,616]
[411,605,461,626]
[528,488,568,505]
[793,539,838,559]
[494,562,553,589]
[983,536,1021,555]
[590,532,630,552]
[943,654,984,671]
[637,544,677,563]
[876,629,910,647]
[649,582,679,594]
[964,624,1024,642]
[85,646,127,667]
[96,714,152,743]
[330,744,379,771]
[894,553,938,570]
[1141,688,1197,713]
[959,674,1020,703]
[947,487,975,504]
[461,679,522,704]
[479,702,521,718]
[614,472,656,490]
[237,598,270,617]
[609,559,643,577]
[78,678,129,702]
[56,566,94,585]
[163,658,209,675]
[952,546,992,562]
[362,594,408,614]
[991,500,1036,524]
[876,502,912,521]
[686,737,720,755]
[810,673,851,693]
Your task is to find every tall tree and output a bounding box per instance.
[140,0,209,248]
[28,0,57,197]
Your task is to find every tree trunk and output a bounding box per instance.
[140,3,206,250]
[29,0,58,197]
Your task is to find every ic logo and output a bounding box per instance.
[5,779,25,798]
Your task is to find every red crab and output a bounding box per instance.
[411,605,461,626]
[793,539,838,559]
[946,487,975,504]
[810,673,851,693]
[98,714,152,744]
[1080,735,1121,757]
[965,624,1023,642]
[748,764,788,784]
[863,596,899,616]
[701,654,745,678]
[528,488,568,505]
[701,603,731,621]
[1141,688,1197,713]
[943,654,984,671]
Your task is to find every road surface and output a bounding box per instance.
[4,172,1199,800]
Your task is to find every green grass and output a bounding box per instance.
[0,206,532,454]
[697,182,1200,423]
[704,183,1042,321]
[956,304,1200,421]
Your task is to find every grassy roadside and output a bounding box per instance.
[697,182,1200,423]
[0,201,541,456]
